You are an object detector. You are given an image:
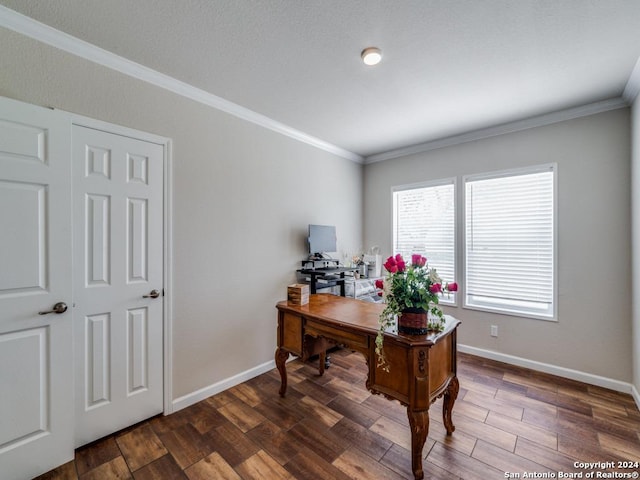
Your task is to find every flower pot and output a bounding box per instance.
[398,308,429,335]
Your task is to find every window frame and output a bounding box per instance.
[462,163,558,321]
[391,177,458,306]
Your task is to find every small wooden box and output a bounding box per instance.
[287,284,309,305]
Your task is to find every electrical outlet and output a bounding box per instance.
[490,325,498,337]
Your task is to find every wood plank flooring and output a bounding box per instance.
[36,351,640,479]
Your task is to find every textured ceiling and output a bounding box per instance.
[2,0,640,159]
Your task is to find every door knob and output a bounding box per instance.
[143,289,160,299]
[39,302,68,315]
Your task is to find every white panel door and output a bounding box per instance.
[0,98,74,479]
[72,125,164,447]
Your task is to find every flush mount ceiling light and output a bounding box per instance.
[361,47,382,66]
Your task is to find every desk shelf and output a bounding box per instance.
[297,259,357,295]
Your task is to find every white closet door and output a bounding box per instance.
[72,125,164,447]
[0,97,74,479]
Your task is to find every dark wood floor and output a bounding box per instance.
[36,351,640,479]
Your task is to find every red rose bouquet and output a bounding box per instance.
[375,253,457,369]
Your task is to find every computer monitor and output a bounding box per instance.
[308,224,337,257]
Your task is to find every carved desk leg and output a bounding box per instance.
[317,337,328,376]
[407,408,429,480]
[275,348,289,397]
[443,376,459,435]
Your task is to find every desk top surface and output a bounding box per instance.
[277,293,460,346]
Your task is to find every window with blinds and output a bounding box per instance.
[392,180,456,304]
[464,165,555,319]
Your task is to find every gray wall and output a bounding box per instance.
[2,23,635,398]
[364,109,632,382]
[0,27,364,400]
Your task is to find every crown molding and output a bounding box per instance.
[0,5,363,163]
[365,97,628,164]
[623,54,640,104]
[3,4,635,166]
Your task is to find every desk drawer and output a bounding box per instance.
[429,334,453,396]
[280,312,303,355]
[305,319,369,350]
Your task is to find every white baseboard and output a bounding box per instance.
[632,384,640,410]
[171,359,276,413]
[171,346,640,414]
[458,344,637,406]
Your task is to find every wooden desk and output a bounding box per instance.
[275,294,461,480]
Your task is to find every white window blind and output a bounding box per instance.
[393,182,455,301]
[464,166,555,318]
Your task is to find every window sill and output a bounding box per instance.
[462,303,557,322]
